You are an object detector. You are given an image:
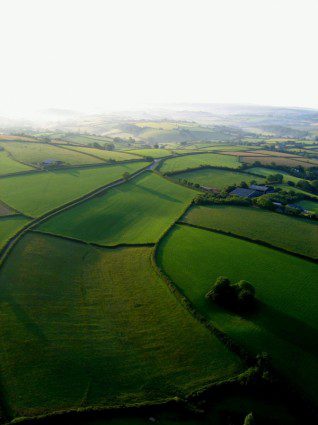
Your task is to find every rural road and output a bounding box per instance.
[0,158,162,264]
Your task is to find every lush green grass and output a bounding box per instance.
[126,149,173,158]
[69,146,140,161]
[276,184,318,199]
[0,232,242,417]
[0,162,147,217]
[159,154,240,173]
[245,167,303,184]
[182,205,318,258]
[0,215,30,250]
[296,200,318,214]
[157,224,318,403]
[0,142,102,166]
[0,151,34,175]
[240,155,318,169]
[171,168,265,190]
[39,172,198,245]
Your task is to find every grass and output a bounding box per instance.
[245,167,303,184]
[38,172,198,245]
[157,224,318,404]
[296,200,318,214]
[0,232,242,418]
[68,146,141,161]
[0,151,34,175]
[0,142,102,166]
[182,205,318,258]
[0,162,147,217]
[126,149,173,158]
[0,215,30,251]
[171,168,265,190]
[159,154,240,174]
[240,155,318,169]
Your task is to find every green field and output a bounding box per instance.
[69,146,141,161]
[157,224,318,403]
[171,168,265,190]
[126,149,173,158]
[0,200,15,216]
[0,232,242,417]
[39,172,198,245]
[0,162,147,217]
[0,151,34,175]
[159,154,240,174]
[0,215,30,251]
[240,155,318,169]
[182,205,318,258]
[296,200,318,214]
[245,167,303,184]
[0,142,102,166]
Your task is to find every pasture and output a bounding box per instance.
[296,200,318,214]
[0,232,242,417]
[126,149,173,158]
[182,205,318,258]
[157,224,318,403]
[0,151,34,175]
[245,167,303,184]
[159,153,240,174]
[0,215,30,251]
[0,142,102,166]
[240,155,318,169]
[67,146,140,161]
[38,172,198,245]
[171,168,265,190]
[0,162,147,217]
[0,201,15,216]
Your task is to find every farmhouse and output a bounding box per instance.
[42,159,63,166]
[230,185,274,198]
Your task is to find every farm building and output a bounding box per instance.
[42,159,63,166]
[230,185,274,198]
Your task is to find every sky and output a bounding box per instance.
[0,0,317,116]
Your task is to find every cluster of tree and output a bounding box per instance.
[251,160,318,181]
[265,173,283,184]
[194,193,252,207]
[206,276,256,312]
[294,179,318,194]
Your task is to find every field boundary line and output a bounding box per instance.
[178,221,318,263]
[0,162,153,268]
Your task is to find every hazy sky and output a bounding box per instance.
[1,0,317,116]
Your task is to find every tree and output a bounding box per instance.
[240,181,248,188]
[105,143,115,151]
[205,276,233,304]
[153,143,159,149]
[123,172,130,181]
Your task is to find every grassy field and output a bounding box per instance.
[39,172,198,245]
[0,201,15,216]
[0,232,242,418]
[182,205,318,258]
[245,167,303,184]
[157,224,318,404]
[0,151,34,175]
[0,162,147,217]
[240,155,318,169]
[0,142,102,166]
[296,200,318,214]
[0,215,30,251]
[171,168,265,190]
[126,149,173,158]
[69,146,141,161]
[159,154,240,174]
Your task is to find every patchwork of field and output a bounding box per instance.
[0,232,242,417]
[157,224,318,403]
[0,142,102,166]
[38,172,198,245]
[0,215,30,251]
[245,167,303,184]
[171,168,266,190]
[0,151,34,175]
[126,149,173,158]
[182,205,318,258]
[0,162,147,217]
[240,155,318,168]
[159,153,240,173]
[66,146,140,161]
